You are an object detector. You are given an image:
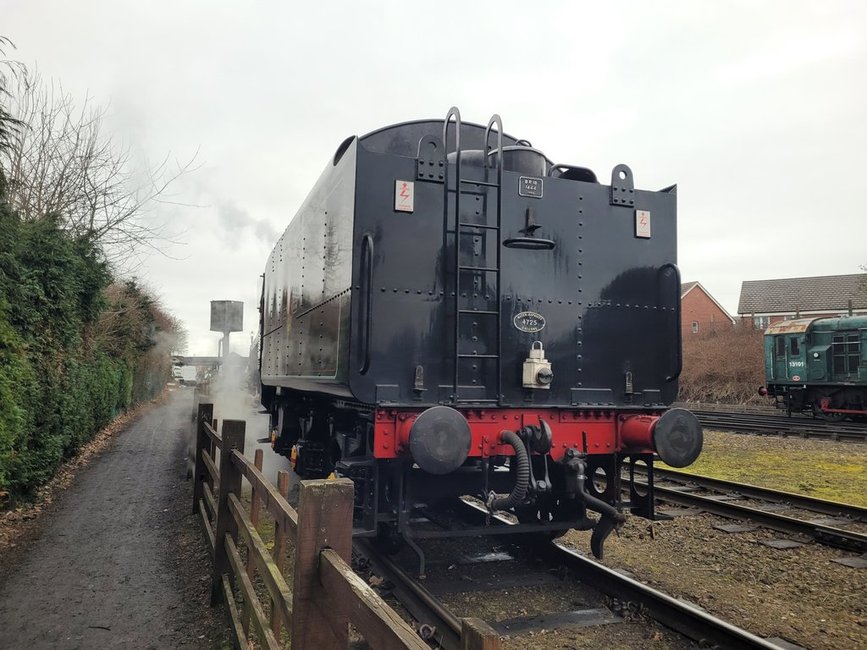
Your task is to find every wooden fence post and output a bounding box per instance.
[210,418,219,468]
[290,478,354,649]
[192,403,214,515]
[242,448,264,635]
[211,419,246,605]
[270,470,291,638]
[247,449,264,574]
[461,618,501,650]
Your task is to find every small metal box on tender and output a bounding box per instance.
[522,341,552,389]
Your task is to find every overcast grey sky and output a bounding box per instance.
[3,1,865,355]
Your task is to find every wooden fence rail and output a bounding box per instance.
[191,402,500,649]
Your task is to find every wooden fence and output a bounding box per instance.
[191,403,500,649]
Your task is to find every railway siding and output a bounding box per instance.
[665,428,867,507]
[693,409,867,442]
[563,509,867,650]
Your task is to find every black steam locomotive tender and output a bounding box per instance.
[258,108,703,569]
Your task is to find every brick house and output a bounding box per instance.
[737,273,867,329]
[680,281,735,336]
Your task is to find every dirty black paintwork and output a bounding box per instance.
[261,120,681,409]
[259,140,355,395]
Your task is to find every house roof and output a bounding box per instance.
[737,273,867,315]
[680,281,735,323]
[680,281,698,297]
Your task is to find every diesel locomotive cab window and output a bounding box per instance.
[832,333,860,375]
[789,338,800,356]
[775,336,786,358]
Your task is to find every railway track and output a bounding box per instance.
[693,409,867,442]
[355,502,788,649]
[349,458,867,648]
[633,467,867,553]
[354,539,463,650]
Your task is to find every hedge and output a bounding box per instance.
[0,175,173,500]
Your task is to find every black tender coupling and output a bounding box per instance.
[521,420,553,454]
[486,430,530,512]
[586,488,626,560]
[562,448,626,560]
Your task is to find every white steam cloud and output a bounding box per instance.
[217,201,278,245]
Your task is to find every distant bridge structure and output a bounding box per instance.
[171,356,222,367]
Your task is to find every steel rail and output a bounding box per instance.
[646,483,867,552]
[649,467,867,521]
[353,538,462,650]
[456,500,781,650]
[698,417,867,440]
[540,542,782,650]
[697,411,867,434]
[694,410,867,442]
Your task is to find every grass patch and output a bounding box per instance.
[664,429,867,507]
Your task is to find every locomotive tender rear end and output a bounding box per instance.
[259,108,702,564]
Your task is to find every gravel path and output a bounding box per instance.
[0,390,230,649]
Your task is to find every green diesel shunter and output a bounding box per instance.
[760,316,867,420]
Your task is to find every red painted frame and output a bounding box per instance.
[373,408,661,461]
[818,397,867,416]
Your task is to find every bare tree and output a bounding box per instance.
[1,69,197,266]
[0,37,25,156]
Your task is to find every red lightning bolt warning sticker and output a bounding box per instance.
[394,180,415,213]
[635,209,651,238]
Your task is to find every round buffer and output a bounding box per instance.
[408,406,472,475]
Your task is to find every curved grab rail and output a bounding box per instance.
[359,234,374,374]
[659,262,682,382]
[483,114,504,171]
[442,107,462,168]
[442,106,462,233]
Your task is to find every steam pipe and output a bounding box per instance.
[487,430,529,512]
[581,478,626,559]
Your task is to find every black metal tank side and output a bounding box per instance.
[261,118,681,409]
[259,138,357,398]
[260,121,521,402]
[347,131,680,407]
[469,165,679,407]
[347,140,448,405]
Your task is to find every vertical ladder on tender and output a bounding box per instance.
[442,108,504,405]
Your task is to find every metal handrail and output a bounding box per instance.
[484,114,504,405]
[443,107,462,399]
[660,263,683,382]
[359,234,374,374]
